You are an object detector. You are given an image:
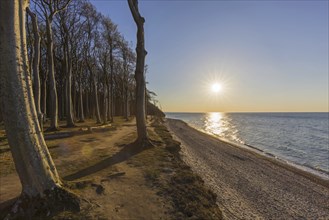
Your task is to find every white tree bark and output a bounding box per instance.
[26,7,43,131]
[45,17,59,130]
[0,0,79,217]
[63,22,75,127]
[0,0,61,194]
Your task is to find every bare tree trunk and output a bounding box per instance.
[78,66,85,122]
[89,76,94,119]
[88,65,101,123]
[145,89,148,120]
[103,86,108,124]
[63,51,75,127]
[73,77,77,120]
[102,66,108,124]
[65,59,75,126]
[85,88,90,118]
[0,1,79,217]
[126,89,130,118]
[41,73,47,119]
[122,52,129,121]
[124,81,129,120]
[109,45,114,123]
[0,105,2,123]
[128,0,149,145]
[124,86,129,121]
[63,26,75,127]
[60,79,65,120]
[107,82,111,121]
[26,7,43,131]
[45,18,59,130]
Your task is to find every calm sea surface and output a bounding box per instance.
[166,112,329,175]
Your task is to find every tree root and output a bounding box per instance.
[134,137,154,149]
[3,186,80,220]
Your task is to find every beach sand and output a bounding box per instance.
[166,118,329,220]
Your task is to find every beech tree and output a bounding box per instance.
[58,7,77,127]
[26,7,43,130]
[0,0,79,218]
[24,0,155,127]
[128,0,150,145]
[118,39,135,121]
[33,0,72,130]
[101,16,120,122]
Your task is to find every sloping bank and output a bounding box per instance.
[166,118,329,220]
[143,119,223,219]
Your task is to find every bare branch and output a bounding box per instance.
[128,0,144,26]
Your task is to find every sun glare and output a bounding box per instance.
[211,83,222,93]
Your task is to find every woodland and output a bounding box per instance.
[0,0,223,219]
[0,0,159,218]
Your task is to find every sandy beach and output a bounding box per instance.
[167,118,329,220]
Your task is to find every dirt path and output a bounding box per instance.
[0,122,134,203]
[0,120,171,219]
[1,119,222,219]
[167,119,329,220]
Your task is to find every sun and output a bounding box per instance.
[211,83,222,93]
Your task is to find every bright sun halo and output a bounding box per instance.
[211,83,222,93]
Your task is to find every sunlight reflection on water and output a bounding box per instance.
[205,112,223,135]
[204,112,243,144]
[166,112,329,174]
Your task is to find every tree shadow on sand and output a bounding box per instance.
[63,142,145,181]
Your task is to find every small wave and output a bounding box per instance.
[166,112,329,175]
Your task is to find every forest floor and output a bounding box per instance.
[0,117,222,219]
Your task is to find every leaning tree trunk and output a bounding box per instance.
[0,1,79,218]
[128,0,149,145]
[45,17,59,130]
[26,7,43,131]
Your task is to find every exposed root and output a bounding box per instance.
[134,137,154,150]
[3,186,80,220]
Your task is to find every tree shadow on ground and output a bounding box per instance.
[0,197,17,217]
[63,142,143,181]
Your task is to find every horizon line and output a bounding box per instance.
[164,111,329,114]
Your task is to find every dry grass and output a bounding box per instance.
[0,116,222,219]
[126,118,222,219]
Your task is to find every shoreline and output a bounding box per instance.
[166,118,329,219]
[168,117,329,186]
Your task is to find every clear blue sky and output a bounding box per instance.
[91,0,328,112]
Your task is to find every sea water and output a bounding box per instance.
[166,112,329,175]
